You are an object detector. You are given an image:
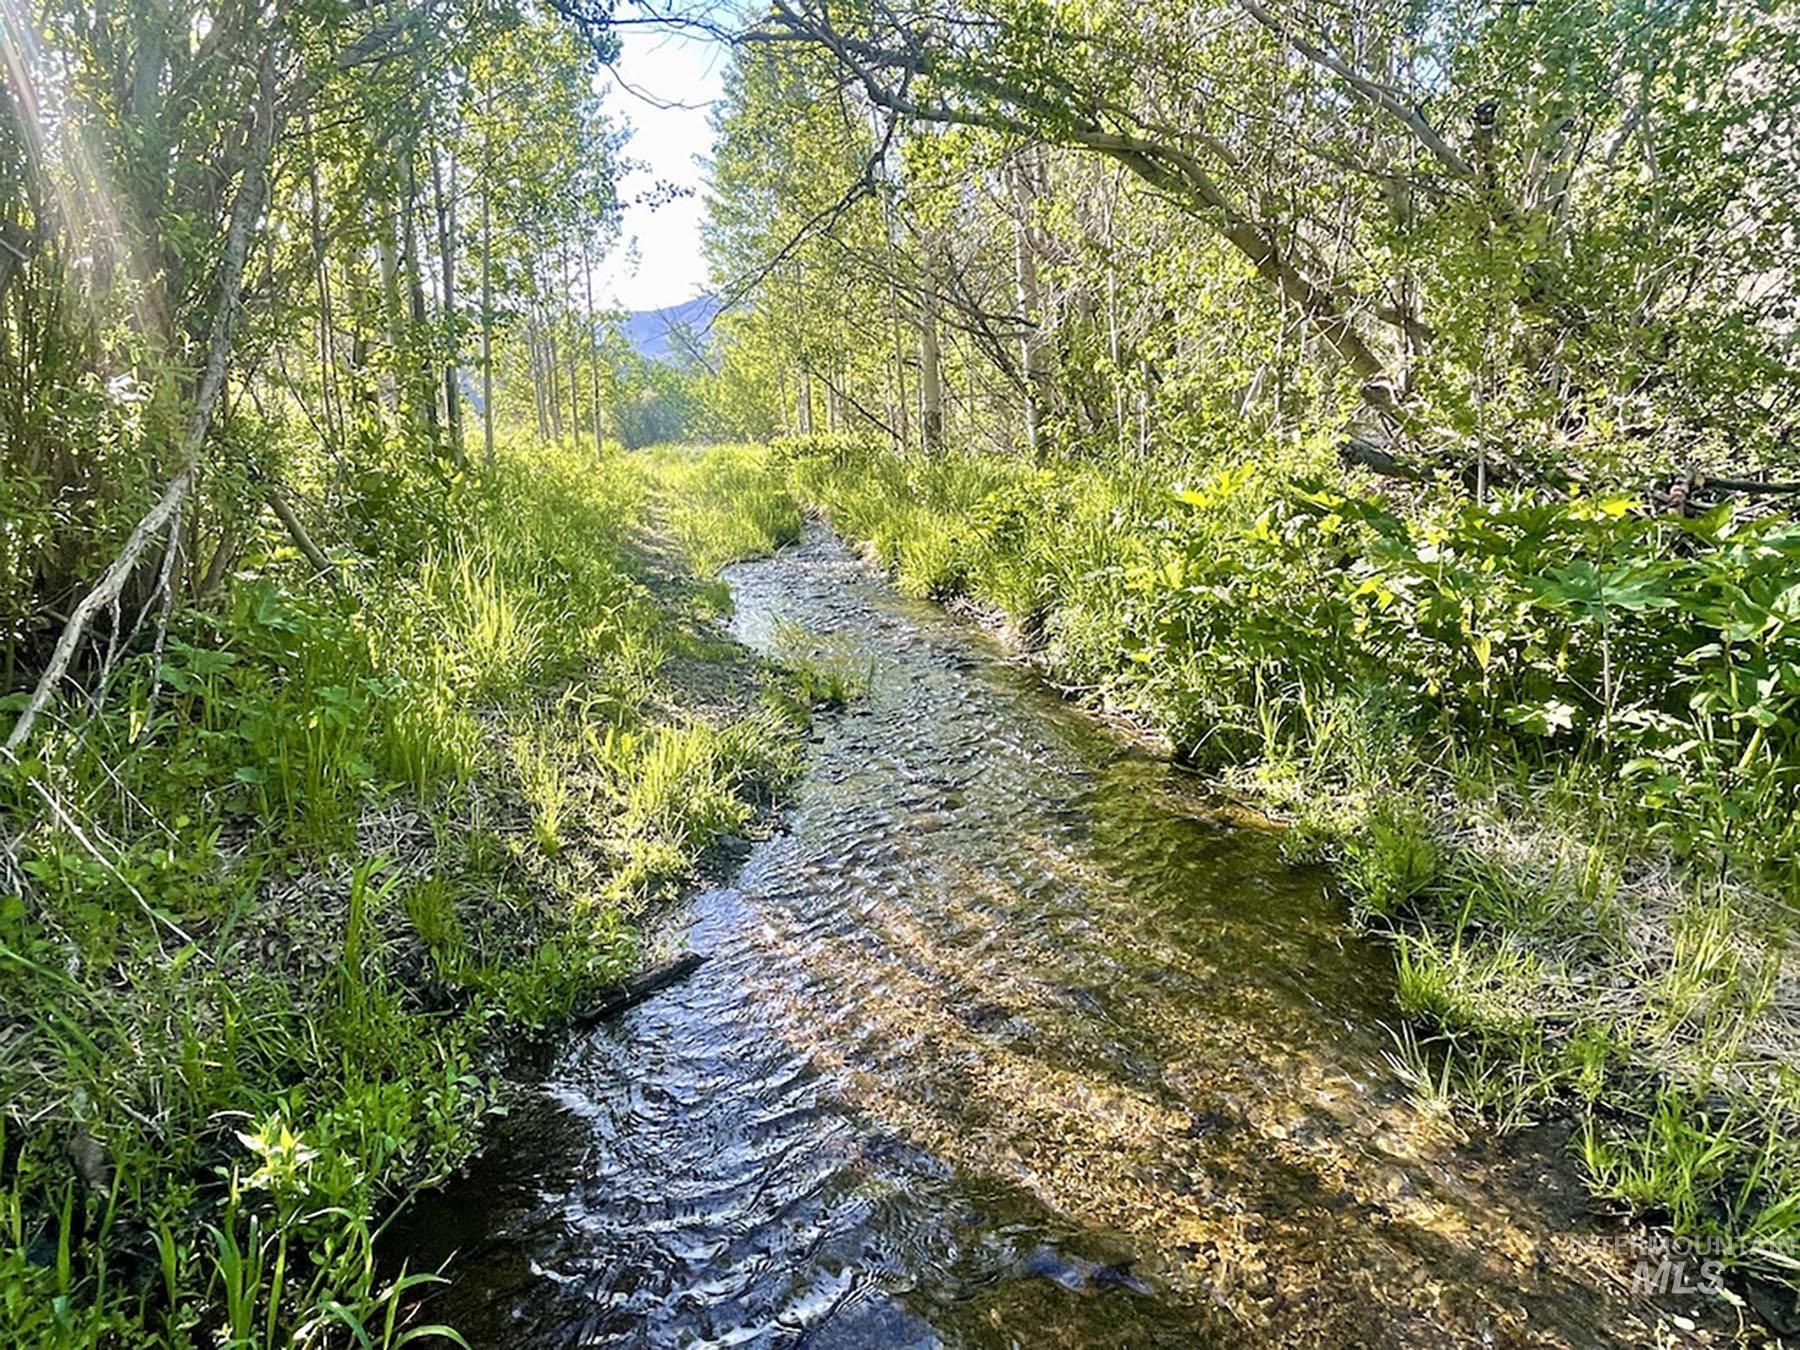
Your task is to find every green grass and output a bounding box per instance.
[0,436,806,1345]
[644,442,804,573]
[764,620,870,712]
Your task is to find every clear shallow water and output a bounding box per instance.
[394,526,1674,1347]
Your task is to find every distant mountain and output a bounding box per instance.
[620,295,721,365]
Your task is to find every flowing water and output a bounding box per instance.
[396,526,1684,1347]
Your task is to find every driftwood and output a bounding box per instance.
[572,952,708,1025]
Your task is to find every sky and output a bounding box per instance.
[594,25,730,314]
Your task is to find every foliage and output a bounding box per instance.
[0,0,624,674]
[713,0,1800,480]
[0,439,800,1344]
[775,430,1800,1285]
[788,436,1800,875]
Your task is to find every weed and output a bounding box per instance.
[511,722,575,856]
[1345,801,1442,920]
[768,620,870,710]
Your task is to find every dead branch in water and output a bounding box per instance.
[572,952,708,1024]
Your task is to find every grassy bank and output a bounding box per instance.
[0,440,809,1345]
[646,443,805,575]
[745,434,1800,1301]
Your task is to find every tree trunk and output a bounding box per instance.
[919,230,945,453]
[883,221,909,453]
[378,207,402,414]
[546,294,564,443]
[528,308,548,440]
[8,45,284,750]
[480,112,496,470]
[565,248,581,445]
[402,147,439,444]
[793,261,813,435]
[430,140,463,465]
[305,114,341,455]
[583,242,603,454]
[1010,152,1050,457]
[796,361,814,434]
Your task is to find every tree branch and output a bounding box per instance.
[6,45,284,752]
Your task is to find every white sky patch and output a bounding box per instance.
[595,25,727,313]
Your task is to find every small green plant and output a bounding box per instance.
[1393,935,1457,1023]
[769,619,869,709]
[1343,801,1442,920]
[403,875,464,956]
[511,723,575,856]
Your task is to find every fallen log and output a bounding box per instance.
[1338,434,1427,483]
[265,484,339,583]
[1679,471,1800,499]
[572,952,708,1025]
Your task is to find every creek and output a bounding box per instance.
[396,525,1668,1347]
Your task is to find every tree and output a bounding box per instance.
[1,0,625,744]
[714,0,1800,478]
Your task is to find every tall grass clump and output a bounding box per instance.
[647,442,804,573]
[417,543,549,698]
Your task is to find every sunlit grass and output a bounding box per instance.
[0,436,806,1344]
[419,542,549,697]
[645,442,803,574]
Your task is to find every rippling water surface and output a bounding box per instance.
[397,526,1671,1347]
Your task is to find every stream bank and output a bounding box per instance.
[395,524,1719,1347]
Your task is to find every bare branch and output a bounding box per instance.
[1235,0,1476,181]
